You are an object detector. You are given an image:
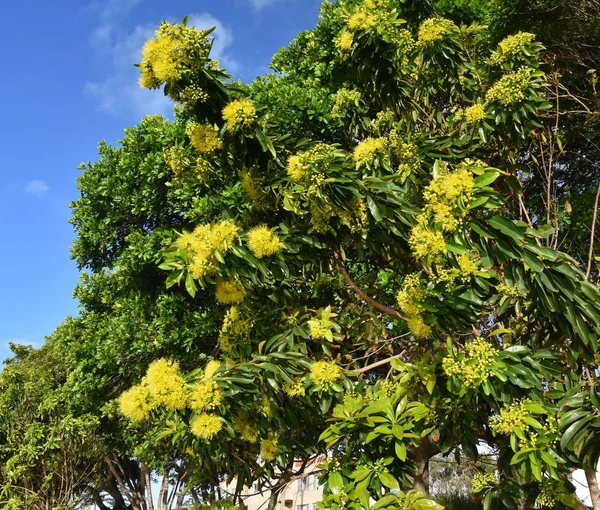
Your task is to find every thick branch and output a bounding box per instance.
[332,250,407,321]
[355,352,406,374]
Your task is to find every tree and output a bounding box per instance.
[110,2,600,509]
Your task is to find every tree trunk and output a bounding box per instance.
[411,438,440,496]
[586,467,600,510]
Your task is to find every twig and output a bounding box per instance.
[355,352,406,374]
[332,250,407,321]
[586,180,600,280]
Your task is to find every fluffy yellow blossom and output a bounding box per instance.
[331,89,361,118]
[287,155,306,181]
[409,224,447,259]
[181,220,239,280]
[389,135,420,179]
[397,274,427,317]
[458,254,479,282]
[490,32,536,65]
[489,400,530,436]
[443,338,497,388]
[283,379,306,397]
[247,226,284,258]
[407,316,432,339]
[417,18,456,46]
[310,360,342,387]
[204,360,222,380]
[186,123,223,154]
[486,67,533,105]
[190,413,223,440]
[463,104,486,124]
[240,169,262,201]
[215,278,247,304]
[222,99,257,128]
[347,11,377,31]
[424,168,475,207]
[233,411,259,443]
[260,437,280,460]
[353,137,387,167]
[472,472,497,493]
[189,380,223,411]
[180,84,208,105]
[336,31,354,52]
[287,144,337,181]
[119,384,153,422]
[219,306,252,352]
[145,359,187,410]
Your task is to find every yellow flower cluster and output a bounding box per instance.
[331,89,361,118]
[247,226,284,258]
[486,67,533,105]
[240,169,262,201]
[283,379,306,397]
[260,436,280,461]
[215,278,247,304]
[458,253,479,282]
[164,145,193,179]
[189,380,222,411]
[176,220,239,280]
[190,413,223,440]
[423,168,475,220]
[186,122,223,154]
[353,137,387,167]
[392,138,420,179]
[536,479,560,507]
[417,18,456,46]
[233,411,259,443]
[373,110,396,133]
[286,144,337,182]
[348,10,377,31]
[195,158,211,184]
[336,197,368,233]
[145,358,188,410]
[489,400,530,436]
[489,32,536,65]
[397,274,431,338]
[408,224,447,259]
[180,84,208,105]
[119,384,153,422]
[139,22,212,89]
[442,338,498,388]
[222,99,257,128]
[307,306,337,342]
[336,31,354,52]
[471,472,497,493]
[204,360,222,379]
[310,360,342,387]
[497,282,521,299]
[455,104,486,124]
[219,306,252,353]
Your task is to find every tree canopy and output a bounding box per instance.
[2,1,600,509]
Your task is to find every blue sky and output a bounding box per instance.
[0,0,322,361]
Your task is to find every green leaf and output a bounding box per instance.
[475,171,501,187]
[487,216,524,241]
[378,471,399,489]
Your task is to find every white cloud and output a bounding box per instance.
[87,0,144,21]
[25,180,49,196]
[85,13,238,118]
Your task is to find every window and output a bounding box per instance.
[298,476,310,491]
[297,505,309,510]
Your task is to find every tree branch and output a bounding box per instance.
[332,250,407,321]
[586,179,600,280]
[355,352,406,374]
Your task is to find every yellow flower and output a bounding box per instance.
[463,104,486,124]
[336,31,354,52]
[233,411,259,443]
[409,224,447,259]
[186,123,223,154]
[458,254,478,282]
[287,155,306,181]
[353,137,387,167]
[307,306,337,342]
[180,84,208,105]
[247,226,284,258]
[190,413,223,440]
[407,315,432,339]
[140,33,179,84]
[164,145,192,178]
[486,67,533,105]
[310,360,342,387]
[222,99,257,128]
[331,89,361,118]
[119,384,153,422]
[215,278,247,304]
[472,472,497,493]
[260,437,280,460]
[240,169,262,201]
[348,11,377,31]
[397,274,427,317]
[189,380,223,411]
[417,18,456,46]
[219,306,252,352]
[203,360,222,379]
[490,32,536,65]
[283,379,306,397]
[145,359,187,410]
